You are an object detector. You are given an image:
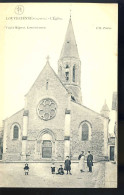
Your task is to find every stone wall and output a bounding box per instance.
[25,63,68,131]
[70,101,108,161]
[3,109,24,161]
[26,128,65,161]
[55,140,64,161]
[24,63,68,161]
[2,153,21,161]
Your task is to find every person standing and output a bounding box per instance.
[87,151,93,172]
[64,156,72,175]
[78,151,85,172]
[51,162,55,174]
[24,163,29,175]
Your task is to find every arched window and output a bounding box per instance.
[79,121,92,141]
[13,125,19,139]
[73,65,76,82]
[82,123,89,141]
[65,71,69,81]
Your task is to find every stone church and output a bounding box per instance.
[2,17,110,162]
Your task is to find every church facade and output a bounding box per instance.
[2,17,110,162]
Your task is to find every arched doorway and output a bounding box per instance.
[42,133,52,158]
[36,129,56,160]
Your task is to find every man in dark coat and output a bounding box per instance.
[87,151,93,172]
[64,156,72,175]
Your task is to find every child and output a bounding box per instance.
[51,162,55,174]
[24,163,29,175]
[56,165,64,175]
[64,156,72,175]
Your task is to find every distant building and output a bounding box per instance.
[107,92,117,162]
[0,127,3,160]
[112,92,117,163]
[108,136,115,161]
[112,92,117,111]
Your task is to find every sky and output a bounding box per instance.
[0,3,117,133]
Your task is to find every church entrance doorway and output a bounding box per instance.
[37,129,55,160]
[42,140,52,158]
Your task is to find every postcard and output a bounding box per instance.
[0,3,117,188]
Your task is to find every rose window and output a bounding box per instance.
[37,98,57,120]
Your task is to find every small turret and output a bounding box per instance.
[100,100,110,118]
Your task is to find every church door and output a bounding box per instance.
[42,140,52,158]
[110,146,114,161]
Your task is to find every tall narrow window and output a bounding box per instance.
[65,72,69,81]
[13,125,19,139]
[46,80,48,90]
[73,65,76,82]
[82,123,89,141]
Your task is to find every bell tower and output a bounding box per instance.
[58,17,82,104]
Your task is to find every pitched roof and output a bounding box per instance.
[60,18,79,59]
[71,100,109,120]
[25,59,68,96]
[3,108,24,121]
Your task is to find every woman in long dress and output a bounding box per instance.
[78,151,85,172]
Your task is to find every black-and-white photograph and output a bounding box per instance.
[0,3,117,188]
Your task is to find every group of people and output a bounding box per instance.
[23,151,93,175]
[51,156,72,175]
[78,151,93,173]
[51,151,93,175]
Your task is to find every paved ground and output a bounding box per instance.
[0,161,117,188]
[104,161,117,188]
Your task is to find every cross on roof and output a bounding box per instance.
[46,55,50,61]
[70,9,71,19]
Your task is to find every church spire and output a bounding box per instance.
[60,17,79,59]
[58,17,82,104]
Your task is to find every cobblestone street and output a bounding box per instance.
[0,161,108,188]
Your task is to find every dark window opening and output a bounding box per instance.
[110,146,114,161]
[73,65,76,82]
[66,64,69,68]
[65,72,69,81]
[13,125,19,139]
[82,123,89,141]
[71,96,76,102]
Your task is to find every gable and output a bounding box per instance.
[25,61,69,130]
[25,61,68,99]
